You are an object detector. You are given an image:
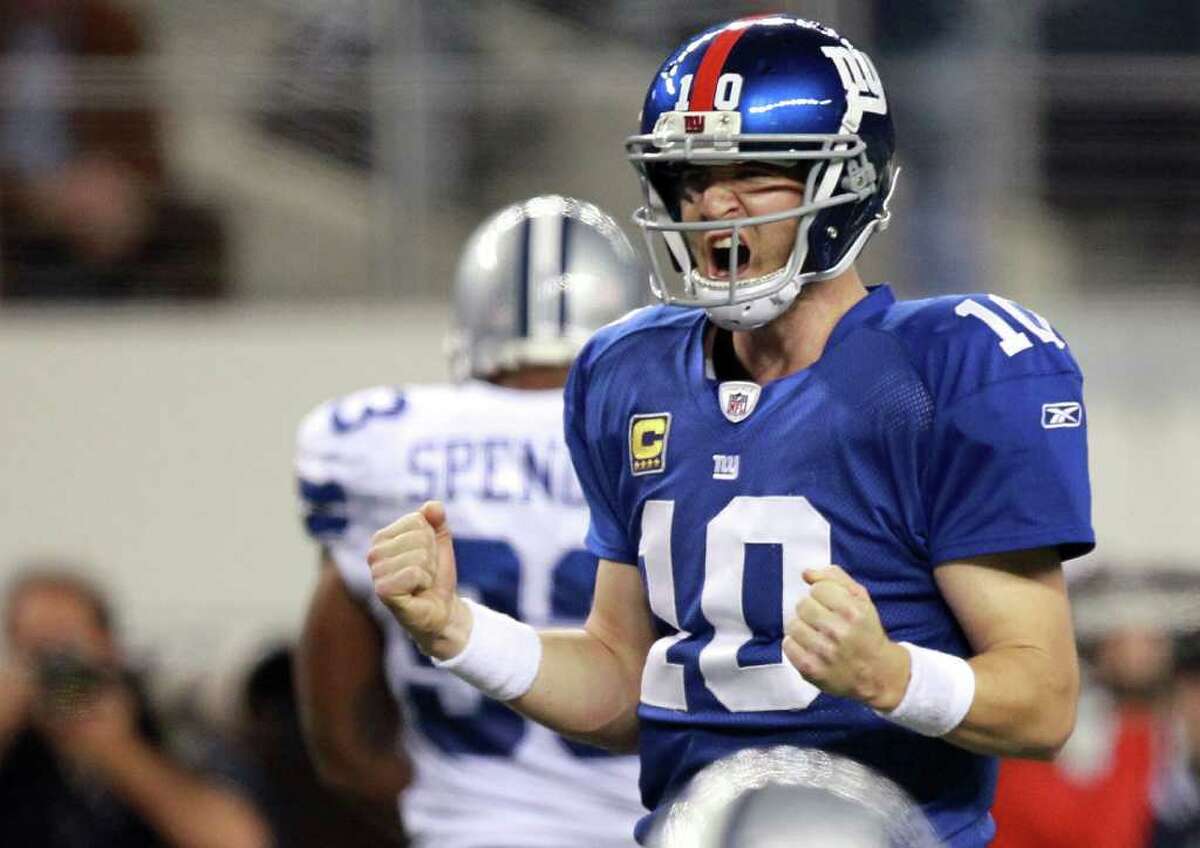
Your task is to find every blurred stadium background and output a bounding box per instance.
[1,0,1199,842]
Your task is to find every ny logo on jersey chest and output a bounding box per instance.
[712,454,740,480]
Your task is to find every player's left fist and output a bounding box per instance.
[783,566,910,711]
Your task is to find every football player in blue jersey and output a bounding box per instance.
[367,16,1092,848]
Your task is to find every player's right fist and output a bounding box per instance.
[369,501,469,659]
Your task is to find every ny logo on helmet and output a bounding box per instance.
[820,44,887,129]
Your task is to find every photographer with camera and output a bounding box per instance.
[0,566,270,848]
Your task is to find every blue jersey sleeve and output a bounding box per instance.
[563,348,638,564]
[926,371,1093,563]
[913,295,1095,564]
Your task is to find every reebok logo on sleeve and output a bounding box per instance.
[1042,402,1083,429]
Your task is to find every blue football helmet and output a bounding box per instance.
[626,15,897,330]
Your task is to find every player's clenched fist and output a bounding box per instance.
[782,566,910,711]
[369,501,470,659]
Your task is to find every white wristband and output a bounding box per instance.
[874,642,975,737]
[431,598,542,702]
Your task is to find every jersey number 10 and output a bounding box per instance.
[640,496,831,713]
[955,295,1065,357]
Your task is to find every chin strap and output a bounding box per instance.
[876,165,901,233]
[705,274,803,331]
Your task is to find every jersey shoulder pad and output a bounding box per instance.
[878,292,1082,407]
[577,305,697,374]
[569,305,695,418]
[296,385,410,470]
[295,385,411,541]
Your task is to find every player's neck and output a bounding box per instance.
[728,269,869,384]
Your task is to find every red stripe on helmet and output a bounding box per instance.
[689,18,762,111]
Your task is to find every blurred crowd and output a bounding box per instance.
[0,564,405,847]
[993,566,1200,848]
[7,559,1200,847]
[0,0,225,300]
[3,0,1197,301]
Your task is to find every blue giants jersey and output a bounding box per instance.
[563,286,1094,847]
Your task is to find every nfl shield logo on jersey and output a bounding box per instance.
[719,381,761,424]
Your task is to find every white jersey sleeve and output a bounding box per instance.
[295,384,410,602]
[294,382,643,848]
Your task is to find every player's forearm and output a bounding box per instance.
[420,609,643,750]
[298,555,410,801]
[509,627,642,753]
[299,671,411,801]
[306,728,411,801]
[945,644,1079,759]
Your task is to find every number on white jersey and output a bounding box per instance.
[330,387,407,434]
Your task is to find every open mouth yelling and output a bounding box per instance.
[706,233,752,280]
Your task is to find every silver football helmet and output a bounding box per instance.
[649,747,944,848]
[448,195,646,380]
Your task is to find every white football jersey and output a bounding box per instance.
[295,381,642,848]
